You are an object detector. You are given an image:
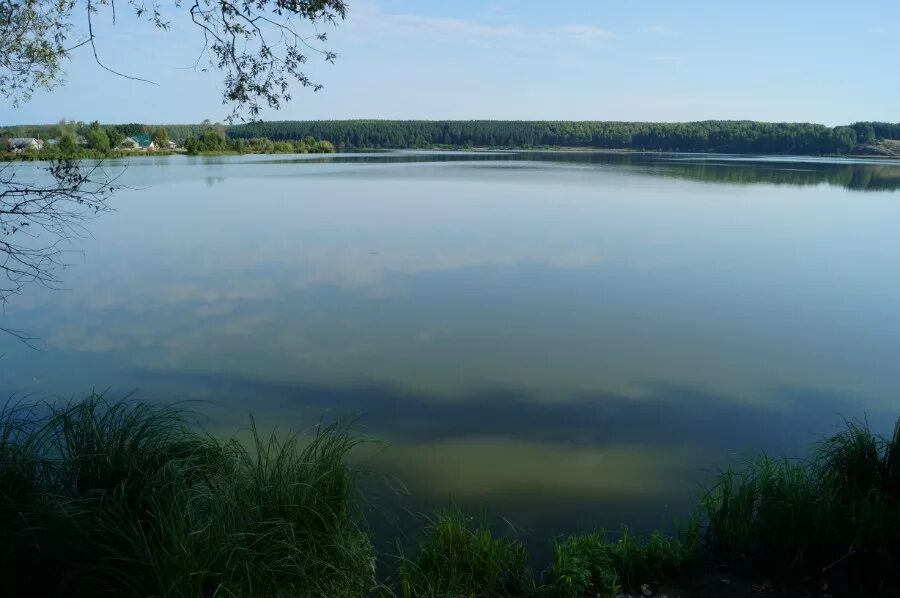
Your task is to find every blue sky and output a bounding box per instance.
[5,0,900,125]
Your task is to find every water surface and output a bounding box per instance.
[3,151,900,541]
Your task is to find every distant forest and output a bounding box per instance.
[225,120,900,155]
[4,120,900,155]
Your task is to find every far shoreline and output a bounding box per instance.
[5,145,900,162]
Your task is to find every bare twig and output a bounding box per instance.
[86,0,159,85]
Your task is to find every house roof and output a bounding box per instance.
[131,133,152,148]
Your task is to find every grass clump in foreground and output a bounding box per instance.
[0,394,374,597]
[398,506,533,597]
[702,417,900,595]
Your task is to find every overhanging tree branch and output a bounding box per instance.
[0,0,348,121]
[0,160,119,307]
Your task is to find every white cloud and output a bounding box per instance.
[349,1,614,47]
[546,24,615,43]
[649,24,680,36]
[387,14,523,40]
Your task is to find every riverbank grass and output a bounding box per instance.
[0,395,374,597]
[398,506,533,597]
[702,417,900,594]
[2,394,898,596]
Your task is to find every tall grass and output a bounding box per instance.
[0,394,375,597]
[398,506,532,597]
[542,531,621,597]
[2,394,898,597]
[701,417,900,594]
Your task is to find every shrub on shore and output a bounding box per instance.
[542,524,703,598]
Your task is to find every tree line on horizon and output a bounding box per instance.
[5,120,900,155]
[226,120,900,154]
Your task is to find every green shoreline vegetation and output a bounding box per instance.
[1,120,335,160]
[224,120,900,156]
[1,394,897,597]
[4,119,900,159]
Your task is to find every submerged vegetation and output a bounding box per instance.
[0,395,897,596]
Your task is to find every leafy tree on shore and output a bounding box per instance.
[184,121,228,153]
[200,121,228,150]
[56,119,78,142]
[152,127,170,148]
[117,123,147,137]
[58,130,78,153]
[179,129,333,154]
[105,126,125,149]
[852,122,877,144]
[86,121,110,151]
[317,140,336,153]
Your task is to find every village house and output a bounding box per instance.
[133,133,153,150]
[7,137,44,152]
[117,133,177,151]
[121,133,155,150]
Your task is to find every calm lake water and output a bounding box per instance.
[3,150,900,542]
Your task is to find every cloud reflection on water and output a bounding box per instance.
[3,151,900,534]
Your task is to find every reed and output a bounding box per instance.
[398,506,532,597]
[701,417,900,594]
[0,394,375,597]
